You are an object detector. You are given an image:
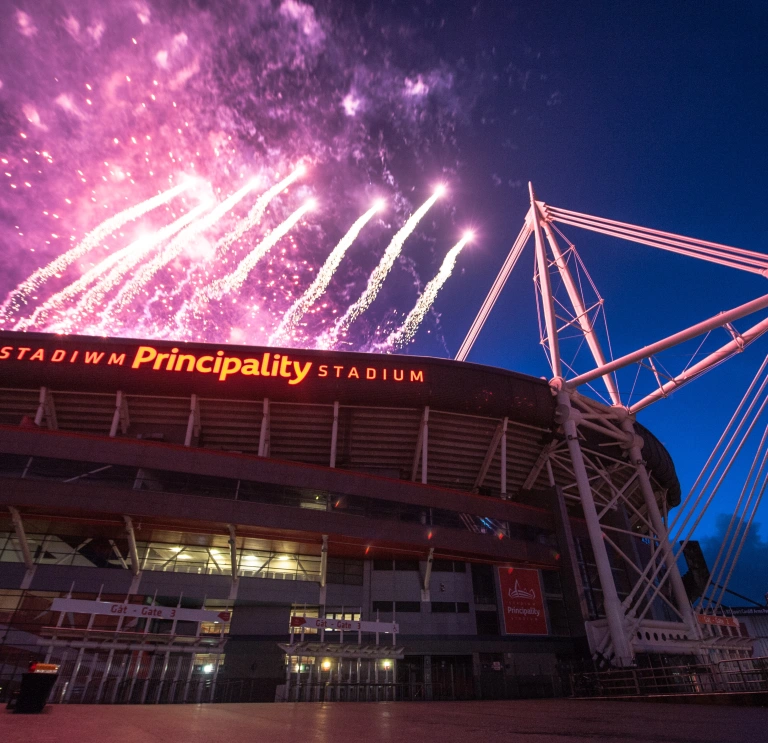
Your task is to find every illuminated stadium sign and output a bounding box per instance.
[0,330,556,426]
[0,340,426,386]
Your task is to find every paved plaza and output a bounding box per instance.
[2,700,766,743]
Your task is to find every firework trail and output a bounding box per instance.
[318,187,444,348]
[158,165,307,313]
[39,201,214,334]
[269,200,383,345]
[174,199,316,334]
[385,233,471,349]
[0,182,191,328]
[99,179,260,329]
[216,164,306,259]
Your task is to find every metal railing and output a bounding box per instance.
[570,656,768,698]
[284,682,432,703]
[1,674,280,705]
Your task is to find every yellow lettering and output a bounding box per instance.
[213,351,224,374]
[289,361,312,385]
[84,351,105,365]
[366,368,376,380]
[29,348,45,361]
[318,364,328,378]
[153,353,170,370]
[394,369,404,382]
[17,347,31,360]
[0,346,12,360]
[410,370,424,383]
[348,367,359,379]
[51,349,66,363]
[261,353,271,376]
[241,359,260,376]
[175,354,196,372]
[219,357,242,381]
[108,353,126,366]
[132,346,157,368]
[196,356,214,373]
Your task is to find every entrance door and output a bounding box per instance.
[478,652,506,699]
[430,655,475,700]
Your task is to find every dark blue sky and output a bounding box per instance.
[378,1,768,565]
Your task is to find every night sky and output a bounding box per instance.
[1,1,766,598]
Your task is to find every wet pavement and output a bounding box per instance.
[2,699,766,742]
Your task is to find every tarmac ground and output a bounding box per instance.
[2,699,766,743]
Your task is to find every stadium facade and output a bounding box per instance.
[0,331,746,703]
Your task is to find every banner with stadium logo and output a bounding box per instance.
[498,567,548,635]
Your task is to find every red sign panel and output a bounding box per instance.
[696,613,740,629]
[498,567,548,635]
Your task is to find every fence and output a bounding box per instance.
[570,656,768,698]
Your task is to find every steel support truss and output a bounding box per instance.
[457,184,768,664]
[544,391,701,664]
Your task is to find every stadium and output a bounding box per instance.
[1,328,732,705]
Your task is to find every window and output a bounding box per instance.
[372,601,393,613]
[475,610,499,635]
[432,560,466,573]
[541,570,562,594]
[395,601,421,613]
[431,602,455,613]
[542,570,570,636]
[394,559,420,571]
[431,602,470,614]
[471,563,496,605]
[326,558,363,586]
[373,559,393,571]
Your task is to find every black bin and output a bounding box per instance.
[14,672,58,713]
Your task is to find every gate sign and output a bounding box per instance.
[498,567,548,635]
[696,613,740,628]
[51,598,231,623]
[290,616,398,634]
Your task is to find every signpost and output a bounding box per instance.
[289,616,398,634]
[51,598,231,624]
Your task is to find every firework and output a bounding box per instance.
[0,2,472,348]
[215,164,306,259]
[386,232,471,349]
[156,165,307,319]
[0,181,191,328]
[38,201,214,334]
[99,179,259,328]
[173,199,316,334]
[319,187,444,348]
[269,199,383,344]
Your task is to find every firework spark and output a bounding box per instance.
[0,181,191,328]
[40,200,214,334]
[215,164,306,260]
[269,199,383,345]
[318,187,444,348]
[100,179,259,329]
[385,232,471,349]
[174,199,316,335]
